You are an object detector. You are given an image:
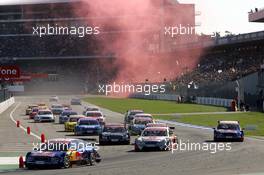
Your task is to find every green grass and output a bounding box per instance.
[154,112,264,136]
[83,97,227,114]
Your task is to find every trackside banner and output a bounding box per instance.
[0,66,20,78]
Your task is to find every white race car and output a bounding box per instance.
[135,126,177,151]
[50,104,64,115]
[85,111,105,125]
[34,110,55,122]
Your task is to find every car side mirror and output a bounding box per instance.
[212,127,215,130]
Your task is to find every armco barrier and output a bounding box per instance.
[130,93,180,101]
[0,97,15,114]
[130,93,232,107]
[195,97,232,107]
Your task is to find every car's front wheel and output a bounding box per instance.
[88,152,96,166]
[63,155,71,168]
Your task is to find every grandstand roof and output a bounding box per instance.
[249,7,264,22]
[0,0,81,6]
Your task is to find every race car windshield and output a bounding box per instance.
[217,124,240,130]
[52,105,63,108]
[79,120,99,125]
[69,117,82,122]
[103,127,125,133]
[135,116,152,119]
[38,111,52,115]
[41,142,69,151]
[86,113,102,117]
[134,120,151,125]
[142,130,167,136]
[130,111,143,115]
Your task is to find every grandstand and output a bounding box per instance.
[0,0,195,94]
[249,7,264,22]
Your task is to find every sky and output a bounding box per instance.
[179,0,264,36]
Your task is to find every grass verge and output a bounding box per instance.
[154,112,264,136]
[83,97,227,114]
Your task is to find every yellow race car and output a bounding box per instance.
[25,105,38,115]
[64,115,86,132]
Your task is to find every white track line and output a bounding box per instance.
[9,102,41,140]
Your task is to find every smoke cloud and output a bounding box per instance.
[72,0,203,84]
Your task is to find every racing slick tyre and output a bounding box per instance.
[88,152,96,166]
[134,144,140,152]
[26,165,34,170]
[63,155,71,168]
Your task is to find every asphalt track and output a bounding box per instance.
[1,95,264,175]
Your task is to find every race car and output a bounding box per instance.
[25,105,38,115]
[74,118,102,136]
[59,110,78,124]
[124,109,144,125]
[71,98,81,105]
[134,126,178,151]
[64,115,86,132]
[129,117,153,135]
[34,110,55,122]
[51,104,64,115]
[213,121,244,142]
[49,96,59,102]
[85,111,105,125]
[99,123,130,145]
[29,107,39,119]
[25,138,101,169]
[82,106,100,115]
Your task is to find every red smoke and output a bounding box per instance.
[72,0,202,83]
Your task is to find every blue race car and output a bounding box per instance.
[74,118,102,136]
[59,110,78,124]
[25,138,101,169]
[214,121,244,142]
[129,117,153,135]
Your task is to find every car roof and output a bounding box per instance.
[144,127,167,131]
[86,111,102,113]
[69,115,85,118]
[134,113,152,117]
[105,123,124,127]
[134,117,153,121]
[38,109,52,112]
[129,109,144,112]
[79,117,98,121]
[218,121,239,124]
